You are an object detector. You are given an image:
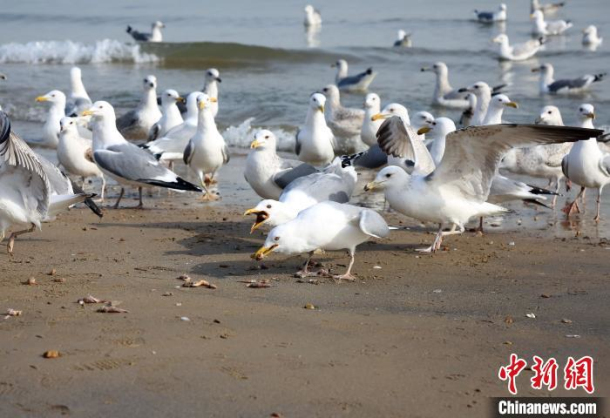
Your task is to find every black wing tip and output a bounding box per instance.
[523,199,552,209]
[365,68,373,75]
[140,177,202,192]
[84,196,104,219]
[126,26,133,34]
[527,184,560,196]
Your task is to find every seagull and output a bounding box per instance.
[482,94,518,125]
[83,101,201,209]
[116,75,162,140]
[58,117,106,201]
[142,91,201,162]
[459,93,477,127]
[35,90,69,148]
[474,3,507,22]
[183,94,229,201]
[252,201,389,281]
[304,5,322,27]
[320,84,364,139]
[148,89,184,141]
[332,59,376,92]
[582,26,603,48]
[531,0,565,15]
[418,118,456,167]
[365,120,601,252]
[532,63,606,94]
[0,112,98,255]
[492,34,545,61]
[65,67,92,117]
[394,30,412,47]
[501,106,570,207]
[361,93,383,147]
[562,104,610,221]
[244,156,358,232]
[245,129,317,200]
[531,10,572,36]
[126,21,165,43]
[296,93,335,166]
[202,68,221,118]
[458,82,492,126]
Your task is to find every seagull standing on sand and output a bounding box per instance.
[252,201,389,281]
[582,26,603,48]
[148,89,184,141]
[65,67,92,117]
[474,3,507,22]
[320,84,364,139]
[365,120,601,252]
[58,117,106,200]
[361,93,383,147]
[244,156,358,232]
[394,30,412,47]
[245,130,317,200]
[116,75,162,140]
[532,63,606,94]
[142,91,201,162]
[304,5,322,27]
[83,101,201,209]
[492,34,544,61]
[183,94,229,201]
[332,59,376,92]
[562,104,610,221]
[126,21,165,43]
[531,10,572,36]
[296,93,335,166]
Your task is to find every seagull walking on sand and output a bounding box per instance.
[562,104,610,221]
[116,75,162,140]
[296,93,335,166]
[83,101,201,209]
[183,94,229,201]
[532,63,606,94]
[126,21,165,43]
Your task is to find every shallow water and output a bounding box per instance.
[1,0,609,236]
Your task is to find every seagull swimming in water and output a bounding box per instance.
[126,21,165,43]
[532,63,606,94]
[473,3,507,22]
[332,59,376,92]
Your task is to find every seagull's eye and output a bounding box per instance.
[579,108,583,112]
[266,204,272,209]
[274,236,280,242]
[432,122,437,126]
[51,94,55,97]
[474,86,479,89]
[385,173,392,178]
[70,121,74,125]
[264,135,270,139]
[98,105,103,109]
[548,110,552,114]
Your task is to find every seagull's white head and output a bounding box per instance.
[535,105,563,125]
[253,222,306,260]
[499,3,507,11]
[70,67,82,80]
[577,103,595,121]
[372,103,409,123]
[320,84,340,104]
[205,68,221,83]
[82,101,116,120]
[59,117,78,134]
[412,111,435,130]
[489,94,518,110]
[531,62,553,76]
[250,129,277,150]
[421,61,448,75]
[309,93,326,113]
[153,21,165,29]
[365,166,409,192]
[185,91,203,114]
[196,93,217,112]
[492,34,509,45]
[364,93,381,110]
[244,199,293,233]
[35,90,66,105]
[461,82,491,99]
[417,117,456,138]
[143,75,157,90]
[583,25,598,36]
[530,10,544,21]
[332,59,348,72]
[161,89,183,106]
[304,5,315,13]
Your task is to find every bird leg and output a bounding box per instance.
[477,217,485,234]
[204,174,218,185]
[551,180,561,208]
[112,188,125,209]
[333,251,356,282]
[594,188,602,222]
[562,186,585,217]
[416,224,444,253]
[134,187,144,209]
[565,178,572,192]
[295,252,326,277]
[7,223,36,257]
[100,176,106,203]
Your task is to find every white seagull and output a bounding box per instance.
[295,93,335,166]
[531,10,572,36]
[492,34,545,61]
[126,21,165,43]
[304,5,322,27]
[332,59,376,92]
[148,89,184,141]
[474,3,507,22]
[116,75,162,140]
[582,26,603,48]
[361,93,383,147]
[202,68,222,118]
[65,67,92,117]
[394,30,412,48]
[532,63,606,94]
[320,84,364,139]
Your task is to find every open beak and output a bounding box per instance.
[250,139,262,149]
[81,109,94,116]
[35,96,48,102]
[371,113,389,121]
[586,112,595,119]
[251,244,278,260]
[505,101,518,109]
[243,209,269,233]
[417,126,432,135]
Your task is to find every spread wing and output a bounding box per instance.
[376,116,435,174]
[427,124,604,202]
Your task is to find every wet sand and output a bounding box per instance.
[1,157,609,417]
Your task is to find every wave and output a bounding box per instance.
[222,117,296,152]
[0,39,159,64]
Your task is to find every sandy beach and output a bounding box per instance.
[1,165,608,417]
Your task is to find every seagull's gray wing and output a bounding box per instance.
[295,129,302,156]
[95,143,175,183]
[353,144,387,169]
[376,116,435,174]
[147,122,161,142]
[427,124,604,202]
[282,172,352,204]
[512,39,542,57]
[337,68,373,88]
[183,140,194,165]
[599,155,610,177]
[548,77,591,93]
[116,110,139,132]
[37,156,72,195]
[273,161,318,189]
[126,27,151,42]
[443,90,468,101]
[222,143,230,165]
[358,209,390,239]
[476,11,494,20]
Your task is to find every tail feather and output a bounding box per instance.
[365,68,373,75]
[527,184,560,196]
[139,177,202,192]
[340,151,365,168]
[491,84,507,94]
[70,180,103,219]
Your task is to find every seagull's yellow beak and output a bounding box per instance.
[176,96,185,103]
[250,139,262,149]
[420,67,430,72]
[243,208,269,233]
[529,13,535,18]
[252,244,278,260]
[364,181,377,192]
[210,97,218,103]
[81,109,94,116]
[417,126,432,135]
[505,101,519,109]
[586,112,595,119]
[318,105,324,113]
[35,96,47,102]
[371,113,389,121]
[198,101,206,110]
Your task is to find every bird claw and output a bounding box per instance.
[294,269,328,278]
[562,200,580,216]
[415,246,435,254]
[333,273,356,282]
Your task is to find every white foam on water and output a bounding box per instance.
[222,117,297,152]
[0,39,159,64]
